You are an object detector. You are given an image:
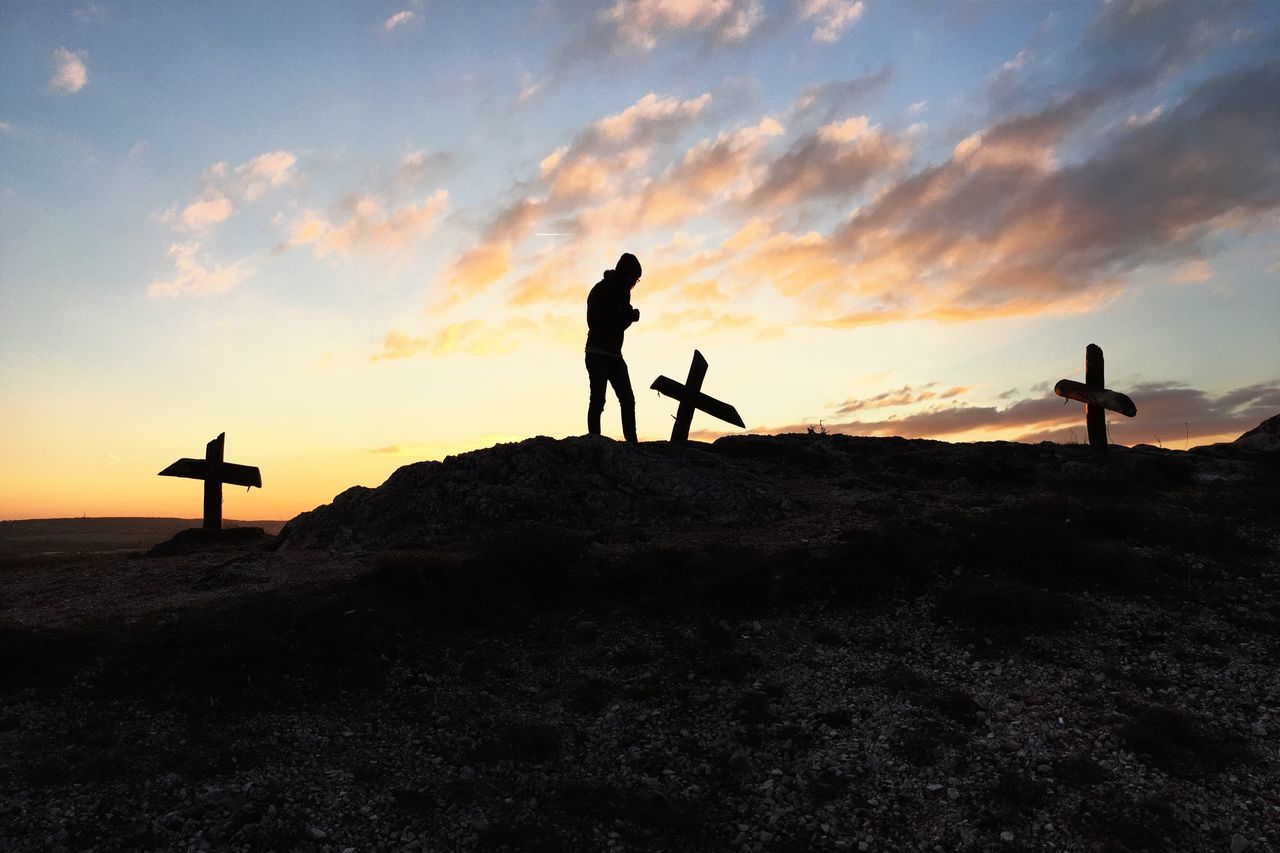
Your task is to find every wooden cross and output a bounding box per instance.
[158,433,261,529]
[651,349,745,443]
[1053,344,1137,450]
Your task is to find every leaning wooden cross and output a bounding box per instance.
[1053,344,1137,450]
[158,432,261,529]
[651,349,746,443]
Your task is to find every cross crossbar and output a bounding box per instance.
[651,349,745,443]
[1051,380,1136,418]
[158,458,263,488]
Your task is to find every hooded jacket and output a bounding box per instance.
[585,269,635,356]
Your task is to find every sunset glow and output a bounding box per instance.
[2,1,1278,520]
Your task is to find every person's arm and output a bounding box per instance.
[615,284,636,329]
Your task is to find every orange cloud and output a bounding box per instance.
[801,0,864,44]
[288,189,448,259]
[594,92,712,142]
[372,314,580,361]
[177,192,233,231]
[147,242,254,299]
[747,115,910,208]
[601,0,762,53]
[162,149,298,235]
[835,383,969,414]
[233,150,297,201]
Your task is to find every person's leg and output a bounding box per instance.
[586,354,608,435]
[610,357,638,443]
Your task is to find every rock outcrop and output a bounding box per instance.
[1235,412,1280,452]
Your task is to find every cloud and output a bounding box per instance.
[1125,104,1163,128]
[287,189,449,259]
[746,115,910,208]
[394,149,454,187]
[602,0,763,52]
[147,242,254,299]
[1172,259,1213,284]
[50,48,88,93]
[73,2,107,24]
[517,70,545,103]
[422,11,1279,334]
[800,0,864,43]
[443,197,545,296]
[384,9,417,31]
[822,60,1280,320]
[632,115,785,225]
[535,91,714,205]
[593,91,712,143]
[233,150,297,201]
[163,150,298,233]
[551,0,764,71]
[177,192,234,231]
[834,383,967,414]
[788,66,893,124]
[371,314,578,361]
[1079,0,1244,89]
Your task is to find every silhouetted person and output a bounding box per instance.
[586,252,642,443]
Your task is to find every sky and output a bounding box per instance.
[1,0,1278,521]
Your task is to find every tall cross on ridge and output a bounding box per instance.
[158,432,261,529]
[1053,344,1137,450]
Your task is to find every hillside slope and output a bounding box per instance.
[1,430,1277,853]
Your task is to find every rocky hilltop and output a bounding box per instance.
[278,427,1272,553]
[2,425,1277,853]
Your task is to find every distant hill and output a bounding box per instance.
[0,517,286,557]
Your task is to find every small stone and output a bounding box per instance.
[1231,834,1252,853]
[1000,831,1015,842]
[947,788,960,801]
[926,783,943,793]
[729,749,754,774]
[306,826,327,840]
[1251,721,1267,737]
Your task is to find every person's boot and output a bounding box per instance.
[588,407,602,436]
[621,406,638,444]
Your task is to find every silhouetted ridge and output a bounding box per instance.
[278,436,787,550]
[277,427,1276,552]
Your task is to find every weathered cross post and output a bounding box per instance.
[1053,344,1137,450]
[651,349,745,443]
[158,433,262,529]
